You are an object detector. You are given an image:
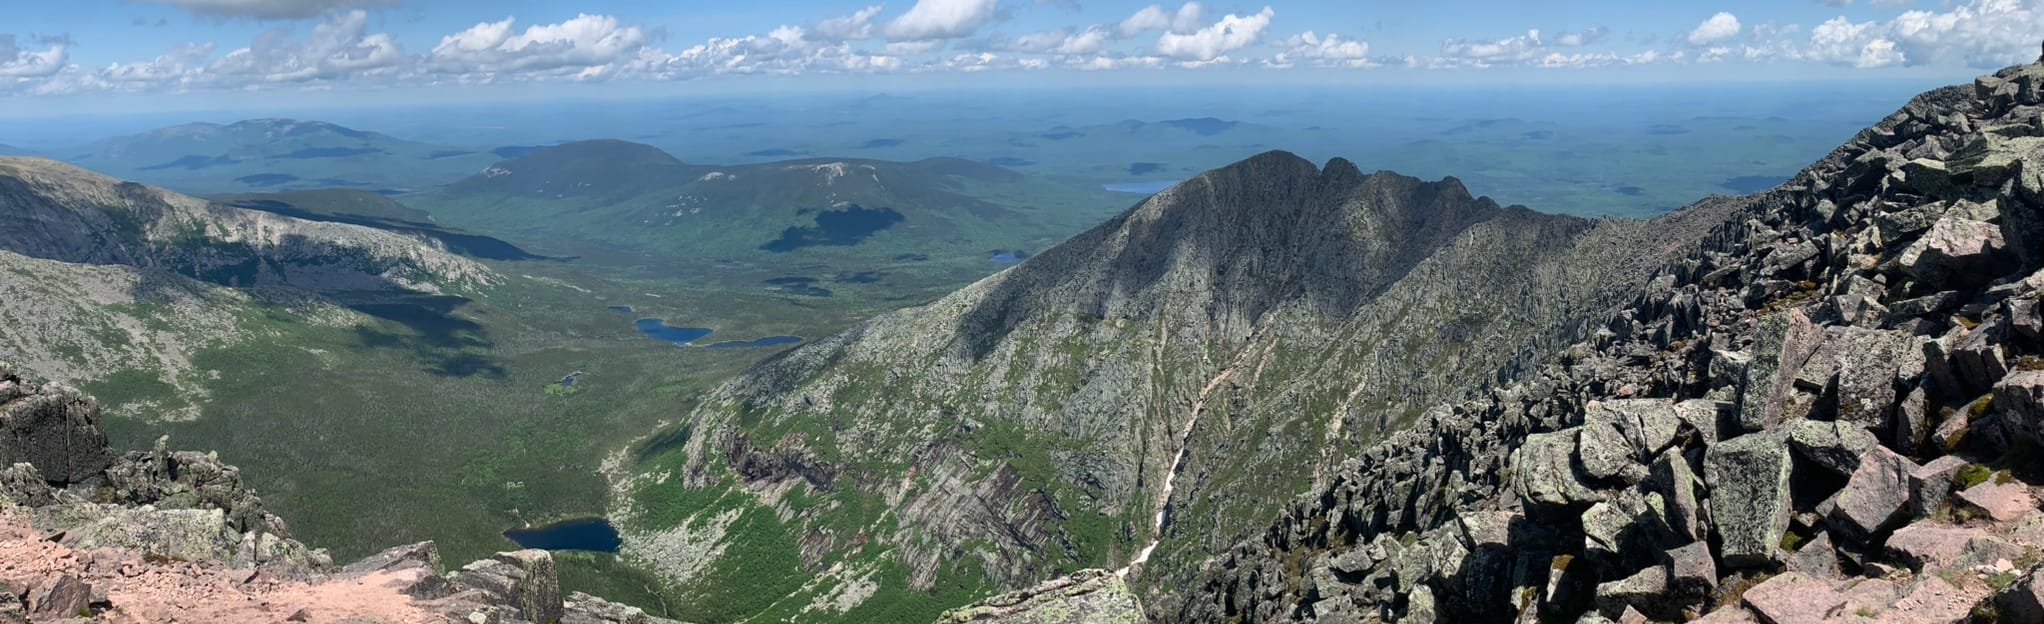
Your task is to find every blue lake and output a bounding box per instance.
[635,318,713,345]
[502,517,621,552]
[631,315,803,349]
[991,250,1029,264]
[1103,180,1180,194]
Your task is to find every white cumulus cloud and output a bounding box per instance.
[1687,12,1742,45]
[813,5,884,41]
[209,10,405,83]
[0,35,69,78]
[1156,6,1272,60]
[1276,31,1372,68]
[1120,2,1206,36]
[1004,26,1111,55]
[429,14,651,78]
[1799,0,2040,69]
[884,0,1002,41]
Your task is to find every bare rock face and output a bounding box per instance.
[449,550,566,624]
[0,157,494,293]
[1171,57,2044,624]
[939,569,1144,624]
[0,365,113,484]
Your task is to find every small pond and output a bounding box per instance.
[629,313,804,350]
[634,318,713,345]
[502,517,621,552]
[990,250,1030,264]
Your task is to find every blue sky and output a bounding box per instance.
[1,0,2040,113]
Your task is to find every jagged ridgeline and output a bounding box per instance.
[1172,60,2044,622]
[613,140,1738,617]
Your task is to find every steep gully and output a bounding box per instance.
[1118,351,1242,578]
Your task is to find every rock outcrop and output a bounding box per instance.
[1168,58,2044,623]
[0,361,682,624]
[938,569,1144,624]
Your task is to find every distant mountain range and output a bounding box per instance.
[55,118,502,194]
[412,139,1119,269]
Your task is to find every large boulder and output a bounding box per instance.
[1828,329,1924,430]
[1995,370,2044,448]
[0,366,114,485]
[452,550,566,624]
[1895,215,2011,287]
[1826,446,1919,540]
[1739,572,1844,624]
[1784,420,1879,477]
[1996,562,2044,624]
[1704,433,1794,568]
[1511,430,1603,507]
[1735,311,1826,433]
[62,507,240,563]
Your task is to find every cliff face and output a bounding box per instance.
[1165,59,2044,624]
[617,146,1730,617]
[0,362,680,624]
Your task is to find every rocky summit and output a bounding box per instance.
[1149,57,2044,623]
[0,362,681,624]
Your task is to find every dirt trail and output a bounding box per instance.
[0,513,440,623]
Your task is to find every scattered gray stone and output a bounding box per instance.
[1788,531,1842,579]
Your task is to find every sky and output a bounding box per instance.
[1,0,2042,114]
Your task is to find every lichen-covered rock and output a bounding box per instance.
[0,365,113,484]
[452,550,565,624]
[1513,431,1603,507]
[1705,433,1794,568]
[1736,311,1827,433]
[1785,420,1879,477]
[62,507,238,563]
[564,591,690,624]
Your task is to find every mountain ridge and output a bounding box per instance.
[610,138,1723,621]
